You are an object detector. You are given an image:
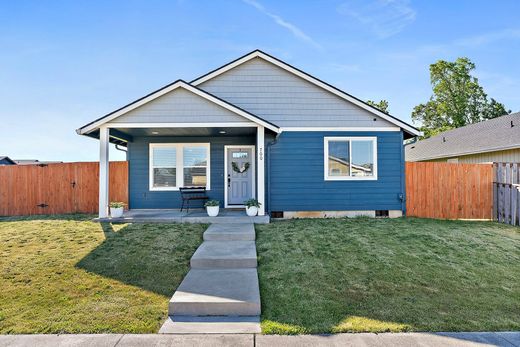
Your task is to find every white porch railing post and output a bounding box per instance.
[257,126,265,216]
[99,125,110,218]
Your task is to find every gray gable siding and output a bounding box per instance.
[111,88,250,124]
[198,57,395,128]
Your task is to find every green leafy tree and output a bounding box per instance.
[412,57,510,138]
[366,99,389,113]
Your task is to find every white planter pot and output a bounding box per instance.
[206,205,220,217]
[246,206,258,217]
[110,207,124,218]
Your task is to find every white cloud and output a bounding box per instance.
[338,0,416,39]
[242,0,321,49]
[455,28,520,48]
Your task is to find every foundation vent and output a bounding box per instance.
[375,210,389,218]
[270,211,284,219]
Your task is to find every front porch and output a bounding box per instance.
[95,208,270,224]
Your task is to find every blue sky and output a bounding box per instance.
[1,0,519,162]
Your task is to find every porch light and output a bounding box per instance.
[219,131,226,134]
[152,131,159,135]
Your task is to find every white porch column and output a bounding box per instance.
[257,126,265,216]
[98,125,110,218]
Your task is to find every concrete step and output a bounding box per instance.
[159,315,261,334]
[169,269,261,316]
[203,223,255,241]
[190,241,257,269]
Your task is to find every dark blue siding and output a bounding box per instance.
[128,136,255,209]
[268,131,405,211]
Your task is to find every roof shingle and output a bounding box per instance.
[406,112,520,161]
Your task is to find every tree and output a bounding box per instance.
[366,99,389,113]
[412,57,510,138]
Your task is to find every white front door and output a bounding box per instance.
[225,146,255,207]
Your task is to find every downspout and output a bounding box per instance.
[266,132,282,215]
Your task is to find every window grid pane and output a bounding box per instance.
[351,140,374,177]
[152,147,177,167]
[328,141,350,177]
[153,168,177,187]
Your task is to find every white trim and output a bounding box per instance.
[77,80,280,134]
[149,143,211,191]
[324,136,378,181]
[105,122,258,128]
[192,51,421,136]
[224,145,256,208]
[256,126,265,216]
[98,126,109,218]
[282,127,400,132]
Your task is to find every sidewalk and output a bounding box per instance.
[0,332,519,347]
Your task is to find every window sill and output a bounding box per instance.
[324,176,378,181]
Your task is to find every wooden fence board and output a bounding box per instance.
[0,162,128,216]
[406,162,493,220]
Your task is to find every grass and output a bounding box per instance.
[0,214,205,334]
[256,217,520,334]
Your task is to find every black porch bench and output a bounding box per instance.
[179,187,209,212]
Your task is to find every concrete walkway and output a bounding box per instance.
[159,223,261,334]
[1,332,519,347]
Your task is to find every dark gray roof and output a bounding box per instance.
[406,112,520,161]
[0,156,16,165]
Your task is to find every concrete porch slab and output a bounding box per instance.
[169,268,261,316]
[204,223,256,241]
[190,241,257,269]
[158,315,261,334]
[94,209,269,224]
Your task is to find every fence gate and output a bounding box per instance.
[0,162,128,216]
[493,162,520,226]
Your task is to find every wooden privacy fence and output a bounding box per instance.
[406,162,493,220]
[493,163,520,226]
[0,162,128,216]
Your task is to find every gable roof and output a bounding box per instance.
[192,50,421,138]
[0,156,16,165]
[406,112,520,161]
[76,80,280,135]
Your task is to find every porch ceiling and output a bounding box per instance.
[116,126,258,137]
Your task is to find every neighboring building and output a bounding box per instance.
[13,159,63,165]
[406,112,520,163]
[77,50,421,219]
[0,156,16,165]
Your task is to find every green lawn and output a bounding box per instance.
[1,215,519,334]
[256,218,520,334]
[0,215,205,334]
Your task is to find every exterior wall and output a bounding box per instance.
[128,136,255,209]
[425,148,520,164]
[268,131,405,212]
[198,58,395,128]
[112,88,250,124]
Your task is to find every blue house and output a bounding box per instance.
[77,50,421,219]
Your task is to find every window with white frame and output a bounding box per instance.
[324,137,377,180]
[149,143,210,190]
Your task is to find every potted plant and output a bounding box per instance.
[244,198,261,216]
[109,201,126,218]
[204,200,220,217]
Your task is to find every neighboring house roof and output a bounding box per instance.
[77,50,421,138]
[13,159,63,165]
[0,156,16,165]
[406,112,520,161]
